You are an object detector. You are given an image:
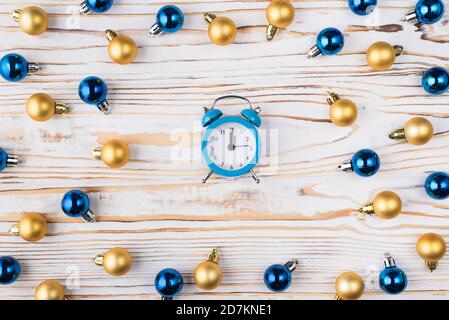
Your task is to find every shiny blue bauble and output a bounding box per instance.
[156,5,184,33]
[422,67,449,95]
[0,53,28,82]
[424,172,449,200]
[61,190,90,218]
[0,256,21,285]
[415,0,444,24]
[316,28,344,56]
[78,76,108,105]
[85,0,113,13]
[0,148,8,172]
[155,268,183,298]
[348,0,377,15]
[351,149,380,177]
[379,266,407,295]
[264,264,292,292]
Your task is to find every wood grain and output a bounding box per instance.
[0,0,448,299]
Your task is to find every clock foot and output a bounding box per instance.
[202,170,214,183]
[249,170,260,183]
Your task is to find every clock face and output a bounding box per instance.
[202,117,259,176]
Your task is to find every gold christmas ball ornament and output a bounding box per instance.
[366,42,403,71]
[34,280,65,300]
[265,0,295,41]
[9,213,47,242]
[11,6,48,36]
[26,93,70,122]
[359,191,402,220]
[94,247,132,276]
[194,248,223,290]
[326,91,358,127]
[416,233,446,272]
[106,30,138,65]
[335,272,364,300]
[93,139,130,168]
[204,13,237,46]
[389,117,433,145]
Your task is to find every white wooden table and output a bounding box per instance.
[0,0,448,300]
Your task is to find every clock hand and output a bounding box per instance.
[227,128,235,151]
[234,145,250,148]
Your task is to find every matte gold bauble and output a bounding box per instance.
[335,272,364,300]
[11,213,47,242]
[372,191,402,219]
[404,117,433,145]
[95,139,130,168]
[26,93,56,122]
[194,261,222,290]
[329,99,358,127]
[416,233,446,272]
[266,0,295,28]
[11,6,48,36]
[194,248,222,290]
[106,30,137,65]
[34,280,65,300]
[95,247,132,276]
[366,41,403,71]
[205,13,237,46]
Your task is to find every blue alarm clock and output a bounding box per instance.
[201,95,262,183]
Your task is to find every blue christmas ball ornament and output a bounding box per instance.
[0,148,9,172]
[264,264,292,292]
[0,256,21,285]
[422,67,449,95]
[379,253,407,295]
[308,28,344,59]
[339,149,380,177]
[157,5,184,33]
[351,149,381,177]
[348,0,378,15]
[425,172,449,200]
[79,76,108,105]
[155,268,183,299]
[61,190,95,222]
[0,53,28,82]
[415,0,444,24]
[78,76,110,114]
[80,0,113,14]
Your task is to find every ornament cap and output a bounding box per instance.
[426,260,438,272]
[393,45,404,56]
[27,62,40,75]
[105,29,118,42]
[266,24,279,41]
[97,100,110,115]
[148,23,163,37]
[358,203,375,215]
[9,223,20,236]
[207,248,220,264]
[389,128,406,140]
[338,161,353,172]
[326,91,341,105]
[10,9,21,22]
[93,147,102,160]
[204,12,217,24]
[55,103,70,114]
[7,154,22,167]
[284,259,298,272]
[383,252,396,268]
[80,1,90,14]
[94,254,104,266]
[403,9,419,24]
[307,45,321,59]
